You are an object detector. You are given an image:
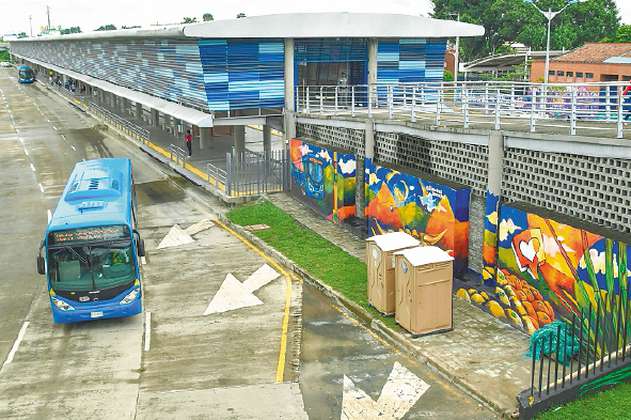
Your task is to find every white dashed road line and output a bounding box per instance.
[1,322,30,372]
[144,311,152,352]
[38,183,44,193]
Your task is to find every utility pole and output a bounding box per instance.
[46,5,51,32]
[454,13,460,84]
[448,13,461,83]
[29,15,33,37]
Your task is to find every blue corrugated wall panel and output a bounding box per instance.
[377,38,446,84]
[198,39,285,111]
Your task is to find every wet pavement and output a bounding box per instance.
[300,282,495,419]
[1,68,499,419]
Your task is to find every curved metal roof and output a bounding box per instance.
[184,13,485,39]
[12,12,484,43]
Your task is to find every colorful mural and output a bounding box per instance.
[482,192,501,287]
[289,139,356,223]
[364,159,471,276]
[463,203,630,338]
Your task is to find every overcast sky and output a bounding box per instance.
[1,0,629,36]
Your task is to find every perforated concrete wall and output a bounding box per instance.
[502,148,631,234]
[296,123,365,154]
[296,118,631,276]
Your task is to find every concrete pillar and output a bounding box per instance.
[356,119,375,220]
[200,127,212,150]
[263,124,272,156]
[135,103,143,121]
[283,112,296,142]
[368,38,378,86]
[233,125,245,155]
[487,130,504,196]
[284,38,295,113]
[151,109,160,128]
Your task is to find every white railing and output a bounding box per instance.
[295,81,631,138]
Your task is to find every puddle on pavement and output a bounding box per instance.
[137,179,186,205]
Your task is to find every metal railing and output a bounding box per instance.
[296,81,631,138]
[519,296,631,418]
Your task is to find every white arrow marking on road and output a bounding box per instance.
[340,362,430,420]
[203,264,280,315]
[185,219,215,236]
[157,224,194,249]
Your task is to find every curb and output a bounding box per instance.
[218,213,518,419]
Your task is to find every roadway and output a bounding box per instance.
[0,67,495,419]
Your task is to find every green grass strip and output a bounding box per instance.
[227,199,399,330]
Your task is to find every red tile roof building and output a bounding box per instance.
[530,43,631,83]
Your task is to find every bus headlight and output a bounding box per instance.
[120,288,140,305]
[52,297,75,311]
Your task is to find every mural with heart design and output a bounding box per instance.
[495,203,630,339]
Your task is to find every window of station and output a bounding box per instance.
[566,71,574,77]
[556,70,565,76]
[295,38,368,87]
[548,70,555,76]
[576,72,584,78]
[586,73,594,79]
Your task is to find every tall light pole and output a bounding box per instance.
[28,15,32,37]
[525,0,585,84]
[46,5,51,32]
[449,13,461,83]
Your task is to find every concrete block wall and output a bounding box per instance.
[503,148,631,234]
[295,117,631,276]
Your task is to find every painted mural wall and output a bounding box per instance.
[460,202,630,339]
[289,138,357,223]
[364,159,471,276]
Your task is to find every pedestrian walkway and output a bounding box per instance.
[268,192,532,417]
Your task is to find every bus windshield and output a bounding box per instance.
[48,240,136,292]
[19,69,33,79]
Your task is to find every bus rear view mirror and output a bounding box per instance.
[36,256,45,275]
[137,239,146,257]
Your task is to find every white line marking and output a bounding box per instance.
[144,312,152,352]
[38,183,44,193]
[30,163,35,172]
[71,145,76,151]
[140,256,147,265]
[1,322,30,371]
[47,209,52,222]
[52,126,57,131]
[60,134,66,140]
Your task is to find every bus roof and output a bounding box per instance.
[18,65,32,70]
[48,158,133,233]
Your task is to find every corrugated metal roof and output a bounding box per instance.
[11,13,484,43]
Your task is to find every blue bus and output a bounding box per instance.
[18,65,35,84]
[37,158,145,324]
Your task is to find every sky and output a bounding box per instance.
[0,0,629,36]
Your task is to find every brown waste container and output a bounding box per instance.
[394,246,454,336]
[366,232,420,315]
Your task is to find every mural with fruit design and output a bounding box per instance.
[464,203,631,341]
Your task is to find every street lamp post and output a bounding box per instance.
[525,0,585,84]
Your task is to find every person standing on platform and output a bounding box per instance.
[184,129,193,157]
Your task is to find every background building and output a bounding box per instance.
[530,43,631,83]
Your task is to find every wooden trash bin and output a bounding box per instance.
[366,232,420,315]
[394,246,454,336]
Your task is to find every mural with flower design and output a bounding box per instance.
[364,158,471,276]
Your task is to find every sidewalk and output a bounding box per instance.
[268,193,531,417]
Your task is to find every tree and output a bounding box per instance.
[17,32,27,38]
[431,0,620,61]
[122,25,141,29]
[95,24,117,31]
[236,13,246,19]
[60,26,81,35]
[182,17,197,24]
[203,13,214,22]
[602,24,631,42]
